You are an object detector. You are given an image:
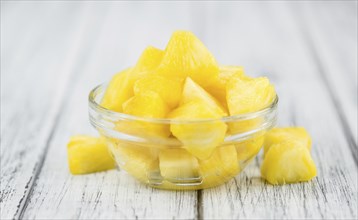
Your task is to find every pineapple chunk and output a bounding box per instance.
[169,100,227,160]
[261,141,317,185]
[199,145,239,187]
[157,31,219,87]
[226,76,276,115]
[159,148,200,183]
[109,142,159,182]
[264,127,312,157]
[205,66,247,107]
[122,91,169,118]
[181,77,227,116]
[227,118,264,134]
[131,46,164,75]
[116,91,170,137]
[67,135,115,175]
[134,75,183,108]
[226,76,276,134]
[101,68,133,112]
[236,135,264,163]
[101,46,163,112]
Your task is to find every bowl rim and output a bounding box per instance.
[89,83,278,124]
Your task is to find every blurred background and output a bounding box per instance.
[2,1,356,132]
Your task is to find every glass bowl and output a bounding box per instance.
[89,83,278,190]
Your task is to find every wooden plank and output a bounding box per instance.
[2,2,356,219]
[0,2,98,219]
[20,2,199,219]
[199,2,357,219]
[293,1,357,162]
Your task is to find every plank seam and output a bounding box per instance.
[14,102,64,220]
[14,57,90,218]
[196,190,203,220]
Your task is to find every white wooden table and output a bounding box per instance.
[1,1,357,219]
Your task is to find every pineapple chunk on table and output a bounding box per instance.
[67,135,116,175]
[261,141,317,185]
[157,31,219,87]
[264,127,312,156]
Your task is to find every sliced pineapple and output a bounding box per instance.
[199,145,239,187]
[157,31,219,87]
[101,68,133,112]
[134,75,183,108]
[226,76,276,134]
[261,141,317,185]
[226,76,276,115]
[101,46,163,112]
[122,91,169,118]
[181,77,227,116]
[205,66,247,107]
[159,148,200,183]
[67,135,116,175]
[167,77,228,159]
[116,91,170,137]
[264,127,312,157]
[109,142,159,182]
[131,46,164,80]
[169,100,227,160]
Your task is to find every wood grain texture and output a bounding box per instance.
[1,3,98,219]
[17,2,199,219]
[200,2,357,219]
[295,1,357,162]
[1,1,357,220]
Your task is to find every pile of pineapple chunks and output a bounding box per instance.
[67,31,316,187]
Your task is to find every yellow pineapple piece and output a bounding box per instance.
[67,135,116,175]
[122,91,169,118]
[169,100,227,160]
[199,145,239,188]
[132,46,164,75]
[101,68,133,112]
[159,148,200,183]
[236,135,264,163]
[205,66,247,107]
[181,77,227,116]
[101,46,163,112]
[227,117,264,135]
[109,142,159,182]
[227,76,276,115]
[226,76,276,134]
[157,31,219,87]
[264,127,312,157]
[134,75,183,108]
[116,91,170,137]
[261,141,317,185]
